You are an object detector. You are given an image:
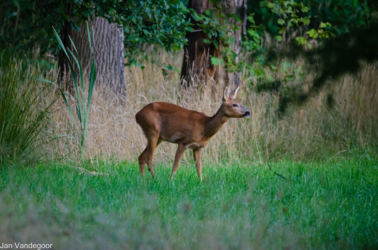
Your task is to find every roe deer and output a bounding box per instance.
[135,86,250,181]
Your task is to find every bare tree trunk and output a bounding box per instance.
[58,3,74,91]
[221,0,246,89]
[180,0,246,89]
[60,17,126,95]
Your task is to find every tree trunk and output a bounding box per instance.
[180,0,246,89]
[58,3,74,91]
[180,0,217,88]
[59,17,126,95]
[222,0,246,89]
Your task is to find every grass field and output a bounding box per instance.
[1,155,377,249]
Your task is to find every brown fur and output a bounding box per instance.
[135,87,250,181]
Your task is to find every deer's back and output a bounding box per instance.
[136,102,209,143]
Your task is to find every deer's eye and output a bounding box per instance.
[233,104,238,107]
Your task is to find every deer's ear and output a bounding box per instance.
[223,86,230,101]
[230,87,240,99]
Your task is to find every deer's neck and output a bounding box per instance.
[204,105,229,139]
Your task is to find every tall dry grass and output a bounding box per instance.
[46,47,378,164]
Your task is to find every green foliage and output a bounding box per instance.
[119,0,190,61]
[243,1,337,115]
[240,1,378,114]
[2,0,377,63]
[261,0,334,48]
[259,22,378,111]
[1,157,378,249]
[210,55,224,66]
[305,22,378,97]
[296,22,334,49]
[185,3,243,72]
[0,0,190,59]
[211,0,334,85]
[247,0,378,36]
[243,13,265,64]
[301,0,378,34]
[263,0,311,27]
[0,52,55,162]
[189,5,240,49]
[0,1,54,55]
[258,0,313,45]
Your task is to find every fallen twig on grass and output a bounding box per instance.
[268,163,287,180]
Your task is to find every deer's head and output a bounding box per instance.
[222,86,250,118]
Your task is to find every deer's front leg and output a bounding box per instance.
[193,148,203,181]
[171,144,186,180]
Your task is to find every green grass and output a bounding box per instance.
[1,156,378,249]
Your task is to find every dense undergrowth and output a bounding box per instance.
[1,155,377,249]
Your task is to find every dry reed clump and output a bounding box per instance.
[47,48,378,163]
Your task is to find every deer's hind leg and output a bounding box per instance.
[138,147,148,177]
[138,132,161,179]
